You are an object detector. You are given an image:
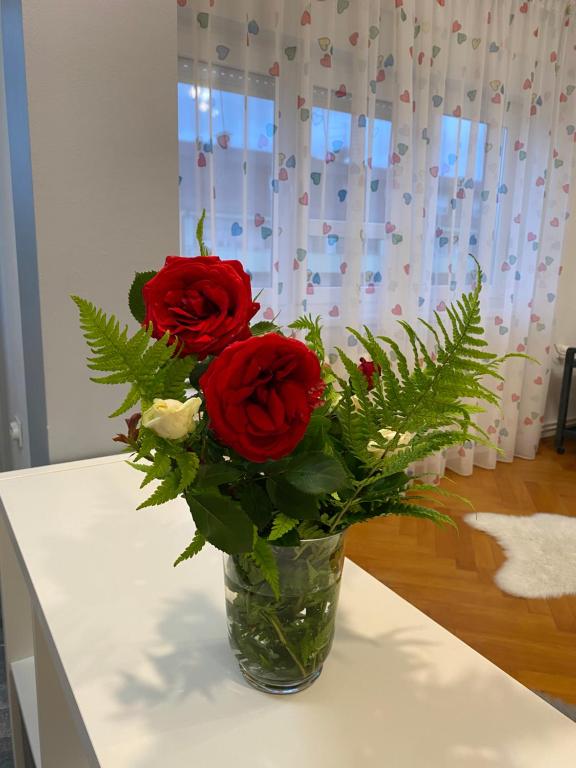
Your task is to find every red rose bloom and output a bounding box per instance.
[200,334,324,462]
[143,256,259,358]
[358,357,381,390]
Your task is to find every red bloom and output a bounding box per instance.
[200,334,324,462]
[358,357,380,390]
[143,256,259,358]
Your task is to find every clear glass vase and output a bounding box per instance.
[223,532,346,694]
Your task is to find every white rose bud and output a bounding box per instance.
[368,428,413,458]
[141,397,201,440]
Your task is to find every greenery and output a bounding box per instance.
[224,535,344,688]
[72,296,193,417]
[74,219,529,686]
[74,259,522,575]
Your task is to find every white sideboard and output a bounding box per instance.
[0,454,574,767]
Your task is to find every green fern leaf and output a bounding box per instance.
[289,314,325,361]
[73,297,193,417]
[134,453,171,488]
[175,452,200,491]
[110,384,141,418]
[251,536,280,598]
[408,483,474,510]
[156,356,195,401]
[268,513,298,541]
[385,501,455,527]
[297,521,323,539]
[173,530,206,566]
[137,472,181,509]
[196,208,209,256]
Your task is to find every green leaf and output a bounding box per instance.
[284,452,348,494]
[127,460,150,474]
[134,452,171,488]
[362,471,410,500]
[386,501,456,527]
[186,491,253,554]
[237,483,275,529]
[188,357,213,388]
[270,479,321,520]
[73,296,191,415]
[196,208,209,256]
[288,314,325,361]
[324,257,542,532]
[173,530,206,566]
[128,271,157,324]
[175,452,200,491]
[298,521,324,539]
[250,321,281,336]
[407,482,474,511]
[268,513,299,541]
[293,412,331,455]
[137,472,181,509]
[109,384,141,418]
[251,536,280,598]
[270,528,301,547]
[195,463,243,488]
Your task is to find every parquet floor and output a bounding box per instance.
[346,438,576,705]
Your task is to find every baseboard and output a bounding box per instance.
[541,418,576,439]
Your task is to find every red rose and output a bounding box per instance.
[200,334,325,462]
[358,357,381,390]
[143,256,259,358]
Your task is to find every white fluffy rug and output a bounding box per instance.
[464,513,576,599]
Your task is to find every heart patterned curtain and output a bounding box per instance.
[177,0,576,472]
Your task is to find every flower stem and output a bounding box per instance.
[266,612,307,677]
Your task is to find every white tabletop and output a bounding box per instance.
[0,455,574,767]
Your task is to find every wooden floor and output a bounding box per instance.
[346,438,576,705]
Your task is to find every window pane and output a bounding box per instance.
[178,76,275,287]
[178,63,502,294]
[433,116,489,284]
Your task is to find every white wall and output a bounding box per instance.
[5,0,573,463]
[17,0,179,463]
[543,165,576,435]
[0,8,30,470]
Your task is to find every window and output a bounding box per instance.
[178,60,276,287]
[178,59,500,291]
[433,117,489,285]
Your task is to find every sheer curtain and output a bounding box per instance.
[177,0,576,473]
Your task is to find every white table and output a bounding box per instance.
[0,455,574,767]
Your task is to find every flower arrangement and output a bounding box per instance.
[74,213,519,692]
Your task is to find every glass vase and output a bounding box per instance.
[223,532,346,694]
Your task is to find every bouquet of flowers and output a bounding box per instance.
[74,213,517,693]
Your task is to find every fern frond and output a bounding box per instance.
[174,530,206,566]
[385,501,456,527]
[408,483,474,510]
[175,452,200,491]
[110,385,141,418]
[377,334,413,390]
[338,260,510,448]
[269,513,298,541]
[335,345,376,428]
[137,473,181,509]
[337,405,373,462]
[289,314,325,361]
[129,453,171,488]
[298,521,323,539]
[73,297,194,415]
[196,208,210,256]
[156,356,196,401]
[325,258,535,532]
[369,431,469,476]
[251,536,280,598]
